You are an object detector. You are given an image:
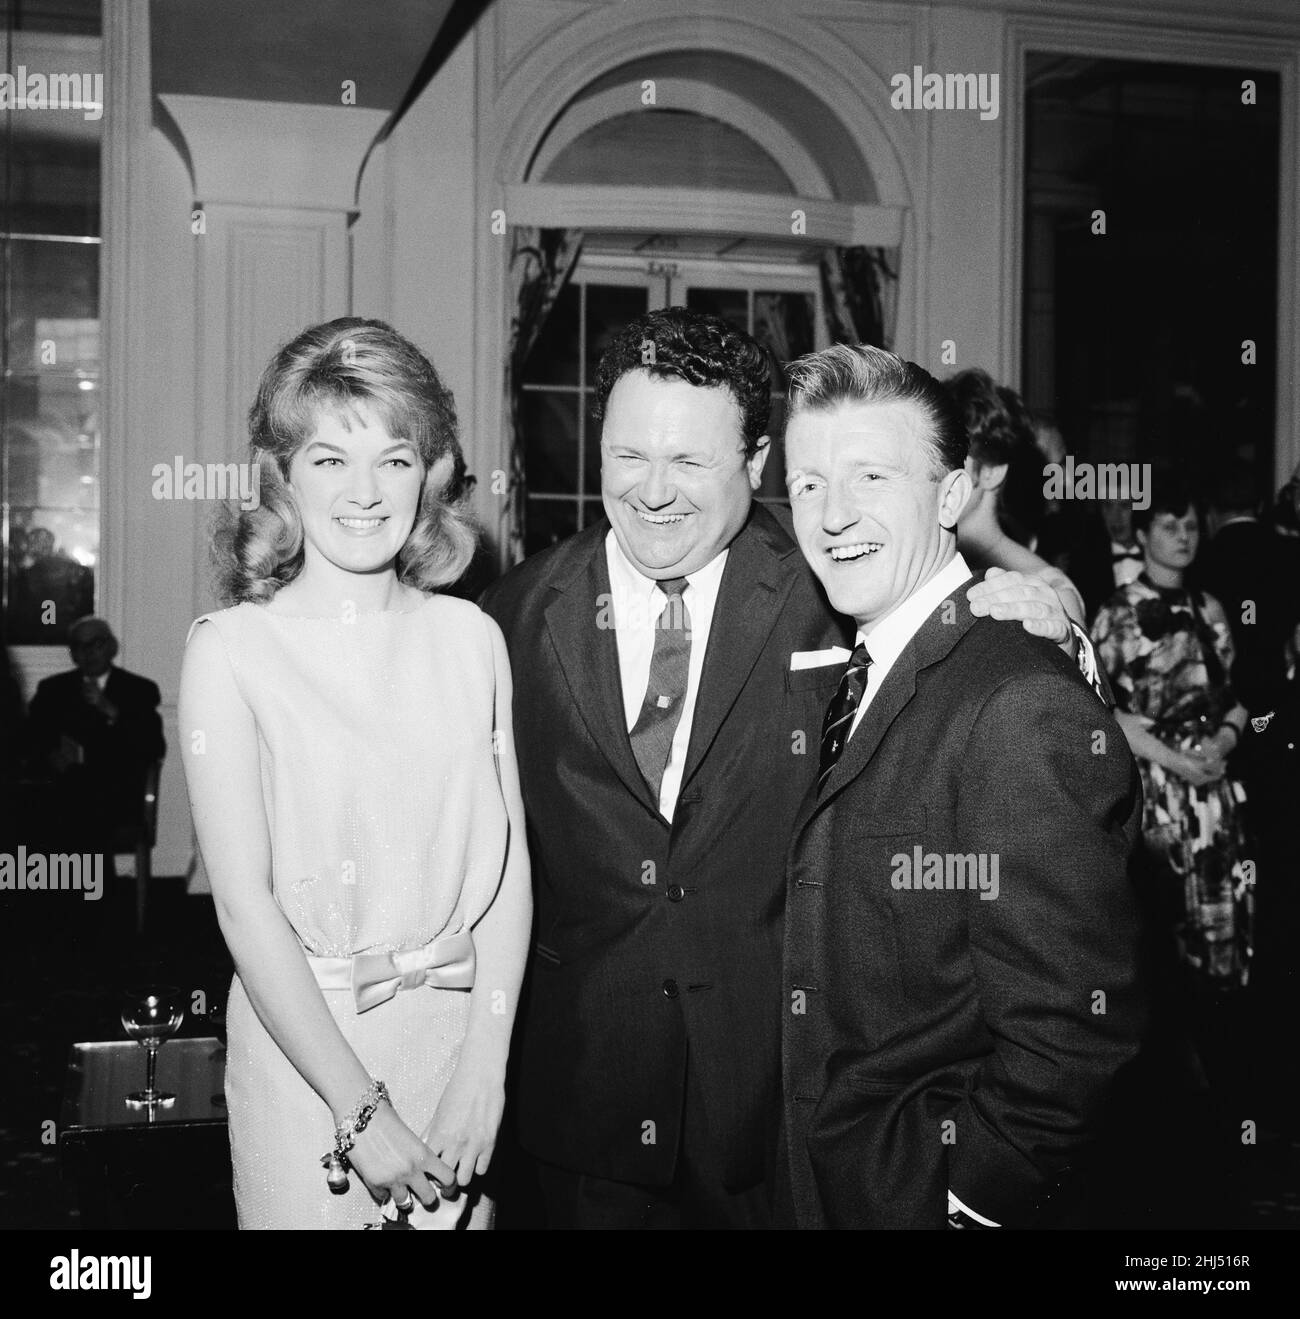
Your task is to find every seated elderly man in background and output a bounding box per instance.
[26,616,165,875]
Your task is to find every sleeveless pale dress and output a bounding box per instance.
[187,594,510,1229]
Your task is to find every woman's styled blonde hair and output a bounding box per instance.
[213,318,477,604]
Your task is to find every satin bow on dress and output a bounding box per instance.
[307,930,476,1014]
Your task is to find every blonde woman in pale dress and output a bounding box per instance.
[179,318,530,1229]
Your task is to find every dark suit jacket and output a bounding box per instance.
[1196,519,1300,716]
[481,505,853,1188]
[28,666,165,822]
[781,580,1144,1229]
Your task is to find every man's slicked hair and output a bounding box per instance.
[593,306,771,458]
[785,343,968,476]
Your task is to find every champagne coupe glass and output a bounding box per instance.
[121,985,185,1107]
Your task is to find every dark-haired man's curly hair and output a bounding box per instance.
[212,318,476,604]
[592,306,771,457]
[943,368,1046,547]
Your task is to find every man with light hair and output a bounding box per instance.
[779,343,1144,1229]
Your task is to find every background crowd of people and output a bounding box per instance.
[930,368,1300,1220]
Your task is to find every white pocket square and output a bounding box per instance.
[790,646,852,671]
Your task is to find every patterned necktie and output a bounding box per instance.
[629,577,692,806]
[817,642,872,794]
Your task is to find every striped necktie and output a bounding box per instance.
[817,642,872,794]
[629,577,692,806]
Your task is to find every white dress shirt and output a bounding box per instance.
[605,531,729,822]
[849,552,973,739]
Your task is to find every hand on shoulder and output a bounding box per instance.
[966,565,1075,645]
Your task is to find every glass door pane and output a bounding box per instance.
[3,4,104,644]
[679,273,821,503]
[754,291,816,363]
[685,286,748,329]
[519,270,650,554]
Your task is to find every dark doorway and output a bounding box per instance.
[1023,56,1280,497]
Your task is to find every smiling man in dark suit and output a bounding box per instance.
[780,344,1144,1230]
[482,309,1096,1229]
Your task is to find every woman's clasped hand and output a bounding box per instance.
[346,1098,459,1209]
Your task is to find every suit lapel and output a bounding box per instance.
[792,578,979,838]
[680,507,800,791]
[543,523,660,817]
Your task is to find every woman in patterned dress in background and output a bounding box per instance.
[1093,478,1253,999]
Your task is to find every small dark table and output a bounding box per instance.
[60,1037,236,1228]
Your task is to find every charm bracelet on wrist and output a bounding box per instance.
[321,1079,390,1193]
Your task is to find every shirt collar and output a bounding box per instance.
[856,552,972,668]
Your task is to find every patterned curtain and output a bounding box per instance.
[819,246,900,351]
[503,226,583,564]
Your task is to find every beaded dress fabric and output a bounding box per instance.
[187,595,509,1229]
